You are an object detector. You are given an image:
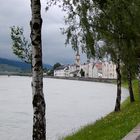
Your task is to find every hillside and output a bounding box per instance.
[0,58,52,73]
[0,58,31,71]
[0,64,21,72]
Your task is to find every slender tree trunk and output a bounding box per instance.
[30,0,46,140]
[127,66,135,102]
[114,58,121,112]
[138,59,140,96]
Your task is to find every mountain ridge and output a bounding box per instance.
[0,57,52,72]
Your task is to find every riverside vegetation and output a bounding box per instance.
[64,80,140,140]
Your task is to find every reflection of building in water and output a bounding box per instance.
[54,52,117,79]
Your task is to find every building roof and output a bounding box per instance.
[55,65,68,70]
[95,62,102,70]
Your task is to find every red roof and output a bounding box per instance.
[95,62,102,70]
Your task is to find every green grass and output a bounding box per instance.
[63,80,140,140]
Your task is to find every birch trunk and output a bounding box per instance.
[114,58,121,112]
[127,66,135,102]
[30,0,46,140]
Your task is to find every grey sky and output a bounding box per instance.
[0,0,86,65]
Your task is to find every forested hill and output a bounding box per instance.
[0,58,52,72]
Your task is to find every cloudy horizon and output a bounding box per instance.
[0,0,87,65]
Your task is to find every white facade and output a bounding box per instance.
[54,66,69,77]
[54,69,65,77]
[92,65,98,78]
[92,62,102,78]
[88,63,94,78]
[69,64,80,77]
[102,61,117,79]
[80,62,96,78]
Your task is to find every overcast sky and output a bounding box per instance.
[0,0,87,65]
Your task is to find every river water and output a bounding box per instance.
[0,76,128,140]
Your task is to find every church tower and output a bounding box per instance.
[75,48,80,66]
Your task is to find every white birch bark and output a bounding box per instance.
[30,0,46,139]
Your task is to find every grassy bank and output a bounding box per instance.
[64,80,140,140]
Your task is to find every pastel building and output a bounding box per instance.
[54,52,117,79]
[102,61,117,79]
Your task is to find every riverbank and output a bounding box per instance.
[63,80,140,140]
[46,76,116,83]
[0,74,116,83]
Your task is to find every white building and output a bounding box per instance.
[88,62,95,78]
[92,62,103,78]
[54,51,81,77]
[54,52,117,79]
[54,65,69,77]
[102,61,117,79]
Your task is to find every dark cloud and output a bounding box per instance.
[0,0,86,65]
[0,0,30,61]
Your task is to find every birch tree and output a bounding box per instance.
[30,0,46,140]
[11,1,46,138]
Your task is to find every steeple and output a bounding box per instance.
[75,48,80,66]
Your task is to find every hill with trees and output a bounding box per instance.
[0,57,52,73]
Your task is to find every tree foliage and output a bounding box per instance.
[46,0,96,58]
[80,68,85,77]
[53,62,61,70]
[10,26,32,64]
[57,0,140,110]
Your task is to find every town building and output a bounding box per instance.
[54,65,69,77]
[54,52,117,79]
[102,61,117,79]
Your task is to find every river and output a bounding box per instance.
[0,76,128,140]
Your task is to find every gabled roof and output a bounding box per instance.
[55,65,69,71]
[55,65,66,70]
